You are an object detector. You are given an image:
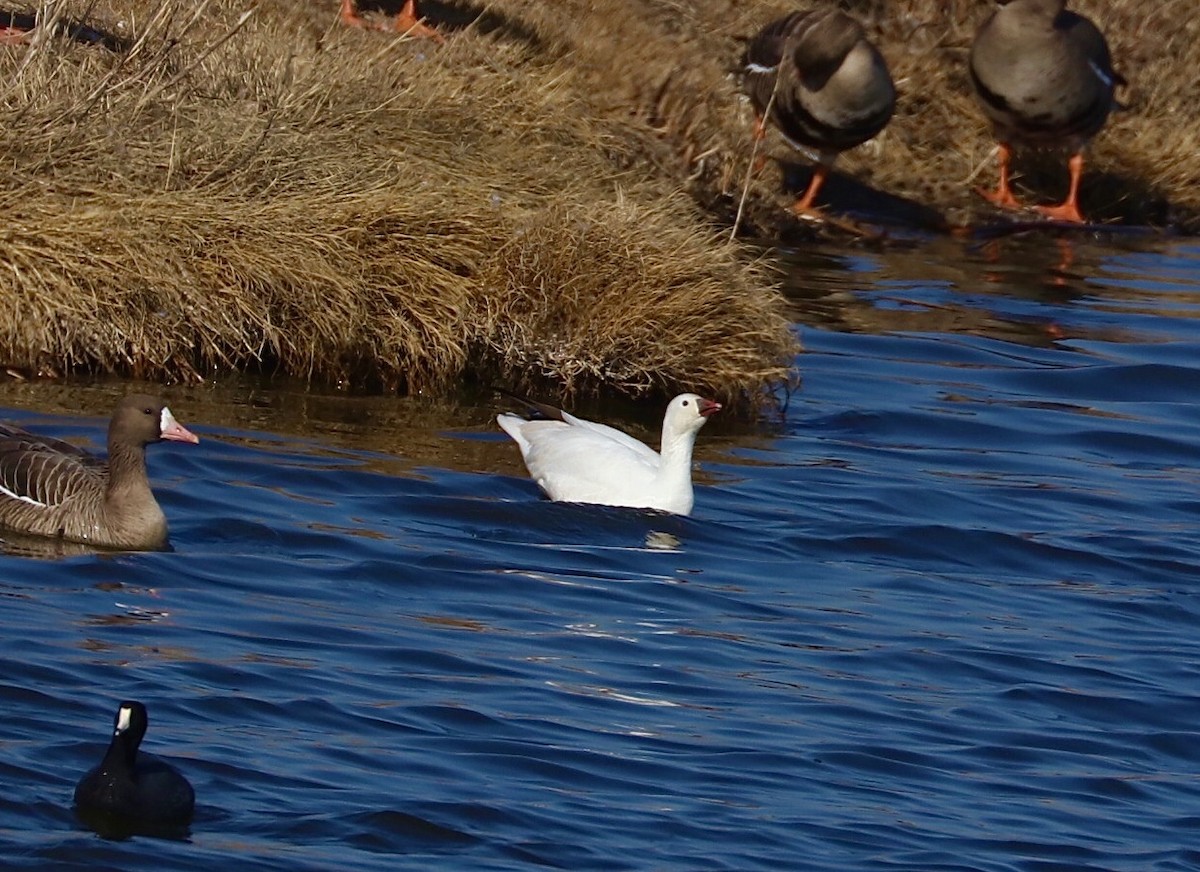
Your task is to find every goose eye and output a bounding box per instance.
[682,400,690,407]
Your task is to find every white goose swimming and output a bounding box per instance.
[497,393,722,516]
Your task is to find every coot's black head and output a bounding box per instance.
[109,700,148,763]
[75,700,195,836]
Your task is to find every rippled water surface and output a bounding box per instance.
[1,233,1198,871]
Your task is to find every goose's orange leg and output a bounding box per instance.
[340,0,442,41]
[791,154,836,220]
[391,0,442,41]
[791,167,828,217]
[1034,152,1087,223]
[750,114,769,174]
[339,0,371,28]
[977,142,1022,210]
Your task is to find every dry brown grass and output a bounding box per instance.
[0,0,799,410]
[474,196,792,401]
[862,0,1198,227]
[468,0,1197,230]
[0,0,1192,410]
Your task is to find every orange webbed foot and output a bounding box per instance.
[790,201,827,223]
[1034,153,1088,223]
[977,143,1024,211]
[789,163,832,221]
[392,0,443,41]
[975,185,1023,211]
[0,25,33,44]
[339,0,373,28]
[1034,201,1087,224]
[392,13,443,41]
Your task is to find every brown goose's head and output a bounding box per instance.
[108,395,200,451]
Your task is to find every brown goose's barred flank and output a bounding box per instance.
[742,9,895,219]
[0,395,199,550]
[969,0,1125,223]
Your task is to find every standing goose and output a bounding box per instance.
[969,0,1124,223]
[497,393,722,516]
[743,9,895,218]
[75,701,195,828]
[0,394,198,550]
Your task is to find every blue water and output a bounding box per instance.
[1,234,1198,871]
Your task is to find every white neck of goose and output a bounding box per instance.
[658,419,700,479]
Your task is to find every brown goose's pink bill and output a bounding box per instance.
[161,408,200,444]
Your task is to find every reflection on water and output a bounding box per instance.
[73,805,192,843]
[781,231,1191,349]
[643,530,681,551]
[0,238,1197,871]
[0,530,116,560]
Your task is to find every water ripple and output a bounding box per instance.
[2,240,1200,870]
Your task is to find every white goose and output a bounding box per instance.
[497,393,722,516]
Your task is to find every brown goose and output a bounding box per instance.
[969,0,1124,223]
[0,395,198,550]
[743,9,895,218]
[339,0,442,41]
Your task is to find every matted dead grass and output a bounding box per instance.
[463,0,1197,231]
[0,0,1193,409]
[0,0,796,410]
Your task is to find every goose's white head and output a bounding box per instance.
[664,393,722,436]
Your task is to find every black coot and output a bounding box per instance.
[74,701,195,830]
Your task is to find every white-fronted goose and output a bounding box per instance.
[498,393,722,516]
[0,395,198,550]
[339,0,442,41]
[75,701,195,828]
[0,10,123,48]
[969,0,1124,223]
[743,9,895,218]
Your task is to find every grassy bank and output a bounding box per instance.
[463,0,1195,232]
[0,0,1192,406]
[0,0,797,409]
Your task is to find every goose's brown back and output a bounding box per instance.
[0,395,197,550]
[969,0,1121,148]
[744,10,895,155]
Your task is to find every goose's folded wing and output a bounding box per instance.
[521,423,656,469]
[517,424,662,504]
[560,413,661,465]
[0,439,104,509]
[0,423,104,465]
